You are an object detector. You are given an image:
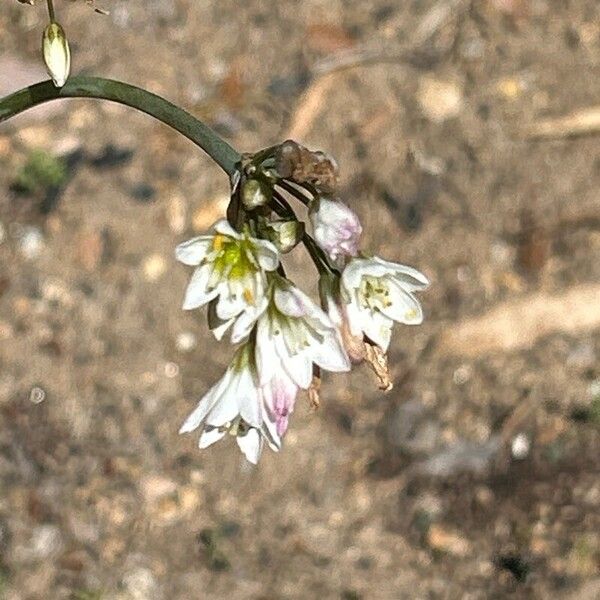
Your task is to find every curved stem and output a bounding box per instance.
[0,76,241,176]
[46,0,56,22]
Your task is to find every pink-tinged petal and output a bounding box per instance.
[175,237,213,266]
[262,371,298,437]
[179,369,232,434]
[213,219,241,239]
[236,429,262,464]
[198,427,226,448]
[182,264,219,310]
[310,198,362,261]
[361,310,393,352]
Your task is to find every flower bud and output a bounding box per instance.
[310,197,362,262]
[261,219,304,254]
[42,23,71,88]
[241,178,272,210]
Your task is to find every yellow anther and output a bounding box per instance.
[212,234,227,252]
[405,309,418,321]
[243,288,254,305]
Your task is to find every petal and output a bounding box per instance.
[236,429,262,464]
[198,427,226,449]
[230,297,267,344]
[182,264,219,310]
[254,239,280,272]
[281,345,313,389]
[204,370,244,427]
[379,279,424,325]
[175,237,213,266]
[311,331,350,373]
[361,310,393,352]
[211,317,234,341]
[274,283,332,329]
[213,219,241,238]
[179,369,232,434]
[255,315,278,385]
[237,368,262,428]
[373,256,429,291]
[345,296,367,339]
[215,291,245,321]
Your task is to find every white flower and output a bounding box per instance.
[310,197,362,261]
[179,344,280,464]
[256,276,350,390]
[176,219,279,343]
[341,256,429,352]
[42,23,71,88]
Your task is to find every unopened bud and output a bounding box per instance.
[261,219,304,254]
[241,178,272,210]
[43,23,71,88]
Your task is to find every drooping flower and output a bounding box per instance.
[255,275,350,390]
[310,197,362,262]
[176,219,279,343]
[179,344,280,464]
[340,256,429,352]
[42,22,71,88]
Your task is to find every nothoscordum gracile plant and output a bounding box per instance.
[2,1,429,464]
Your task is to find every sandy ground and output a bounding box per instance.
[0,1,599,598]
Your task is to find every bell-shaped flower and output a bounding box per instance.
[256,276,350,390]
[179,344,280,464]
[310,197,362,262]
[340,256,429,352]
[176,219,279,343]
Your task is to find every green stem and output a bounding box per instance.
[0,76,240,176]
[46,0,55,22]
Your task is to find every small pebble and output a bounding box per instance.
[29,386,46,404]
[418,77,463,123]
[142,254,167,282]
[511,433,530,460]
[164,362,179,378]
[17,225,44,260]
[176,331,198,353]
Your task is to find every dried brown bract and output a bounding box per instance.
[274,140,339,195]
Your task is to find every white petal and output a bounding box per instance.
[361,310,393,351]
[281,344,313,389]
[211,317,234,341]
[380,279,424,325]
[373,256,429,290]
[179,370,232,434]
[198,427,226,448]
[230,298,267,344]
[345,296,367,339]
[204,371,244,427]
[182,264,219,310]
[215,292,245,321]
[236,429,262,464]
[274,284,332,329]
[341,258,375,290]
[255,239,280,272]
[255,315,278,385]
[237,368,262,428]
[175,237,213,266]
[213,219,241,238]
[311,331,350,373]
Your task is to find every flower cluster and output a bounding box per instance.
[177,141,428,463]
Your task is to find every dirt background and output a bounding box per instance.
[1,0,599,598]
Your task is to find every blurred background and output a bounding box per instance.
[1,1,599,598]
